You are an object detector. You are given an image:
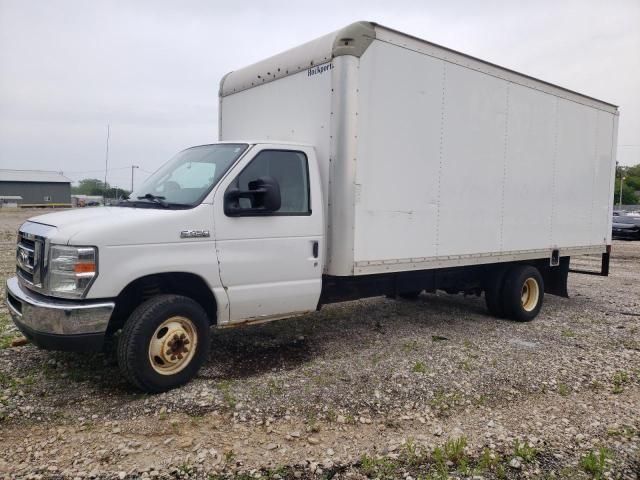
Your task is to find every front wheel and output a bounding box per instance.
[501,265,544,322]
[117,294,211,393]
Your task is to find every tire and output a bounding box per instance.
[398,291,422,300]
[117,294,211,393]
[501,265,544,322]
[484,269,507,318]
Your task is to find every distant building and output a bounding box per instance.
[0,195,23,208]
[0,170,71,207]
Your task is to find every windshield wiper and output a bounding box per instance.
[137,193,169,208]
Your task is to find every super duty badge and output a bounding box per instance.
[180,230,210,238]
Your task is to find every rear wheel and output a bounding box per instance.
[501,265,544,322]
[117,294,210,393]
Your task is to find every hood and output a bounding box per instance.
[26,205,213,246]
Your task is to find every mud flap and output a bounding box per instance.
[543,256,570,298]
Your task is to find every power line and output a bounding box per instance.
[64,166,131,174]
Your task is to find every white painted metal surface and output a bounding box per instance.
[220,22,618,277]
[211,144,324,323]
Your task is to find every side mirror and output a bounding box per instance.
[224,176,281,216]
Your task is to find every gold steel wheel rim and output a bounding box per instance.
[148,316,198,375]
[521,278,540,312]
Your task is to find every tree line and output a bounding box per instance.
[71,178,131,199]
[615,163,640,205]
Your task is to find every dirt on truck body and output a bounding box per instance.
[0,209,638,479]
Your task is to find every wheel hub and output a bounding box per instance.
[148,316,198,375]
[521,277,540,312]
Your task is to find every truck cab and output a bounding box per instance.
[7,142,325,392]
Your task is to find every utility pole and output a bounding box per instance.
[103,124,110,201]
[619,175,625,208]
[131,165,139,192]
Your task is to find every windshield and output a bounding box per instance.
[129,144,248,206]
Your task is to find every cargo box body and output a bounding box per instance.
[220,22,618,277]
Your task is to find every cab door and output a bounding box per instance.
[212,145,324,323]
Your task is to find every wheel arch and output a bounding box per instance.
[107,272,219,333]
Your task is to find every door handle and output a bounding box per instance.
[312,241,319,258]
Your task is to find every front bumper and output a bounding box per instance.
[612,229,640,240]
[5,276,115,351]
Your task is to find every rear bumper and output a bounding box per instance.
[5,276,114,351]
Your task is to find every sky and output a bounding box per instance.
[0,0,639,190]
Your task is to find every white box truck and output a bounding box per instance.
[6,22,618,392]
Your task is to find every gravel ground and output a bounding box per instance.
[0,209,638,479]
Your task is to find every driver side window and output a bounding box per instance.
[234,150,310,214]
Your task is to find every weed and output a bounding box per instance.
[0,334,16,350]
[370,352,383,365]
[325,409,337,423]
[590,380,603,391]
[607,425,636,439]
[443,436,468,466]
[612,371,629,394]
[306,414,320,433]
[177,464,195,475]
[431,446,448,476]
[0,371,12,388]
[403,438,425,466]
[557,383,570,396]
[403,340,420,352]
[580,448,610,479]
[429,389,463,412]
[412,361,428,373]
[217,380,236,408]
[513,439,537,462]
[359,453,396,479]
[561,328,576,338]
[223,449,235,465]
[459,360,473,372]
[472,394,488,406]
[478,447,501,472]
[266,378,284,395]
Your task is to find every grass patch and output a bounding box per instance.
[478,447,502,473]
[360,453,397,479]
[513,439,537,462]
[557,383,570,396]
[0,312,21,349]
[580,448,611,479]
[402,340,420,352]
[458,359,473,372]
[412,361,428,374]
[612,371,629,394]
[429,389,463,413]
[443,436,468,466]
[217,380,237,408]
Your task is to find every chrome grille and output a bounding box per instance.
[16,230,45,288]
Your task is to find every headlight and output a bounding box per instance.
[48,245,97,298]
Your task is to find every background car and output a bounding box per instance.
[612,215,640,240]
